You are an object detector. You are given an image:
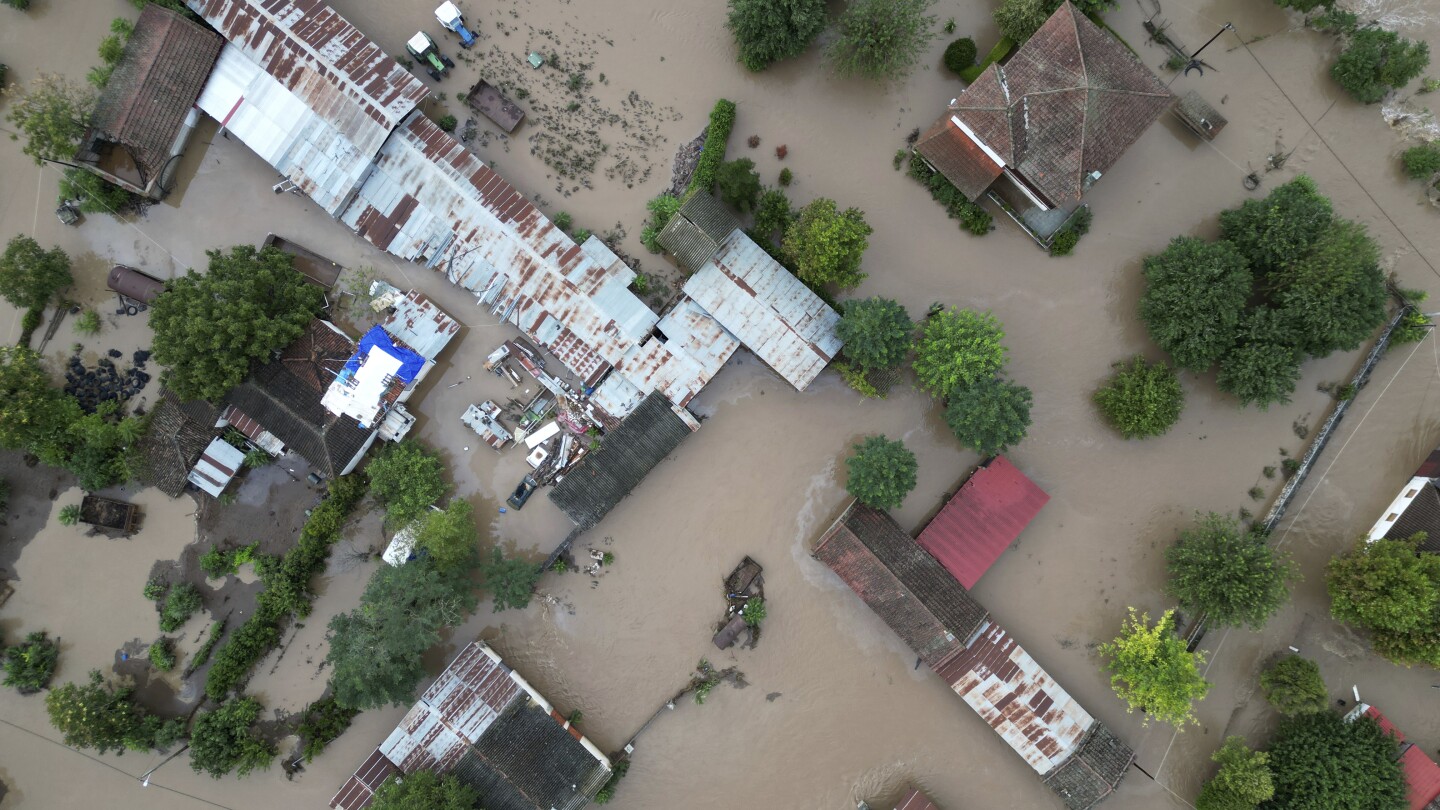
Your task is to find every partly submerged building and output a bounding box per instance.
[914,2,1172,238]
[859,788,945,810]
[1367,444,1440,552]
[917,456,1051,589]
[814,461,1132,810]
[1346,703,1440,810]
[78,4,222,200]
[332,641,611,810]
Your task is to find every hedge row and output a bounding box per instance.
[687,99,737,197]
[905,153,992,235]
[958,37,1014,83]
[204,475,367,701]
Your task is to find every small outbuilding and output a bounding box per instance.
[186,437,245,497]
[1172,90,1228,141]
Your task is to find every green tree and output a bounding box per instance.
[1217,309,1302,410]
[994,0,1053,43]
[836,297,913,372]
[1402,143,1440,179]
[1325,533,1440,666]
[3,630,59,693]
[188,696,275,778]
[1197,736,1274,810]
[1266,710,1407,810]
[1259,654,1328,716]
[365,440,450,528]
[0,235,72,311]
[59,167,137,215]
[1165,513,1294,630]
[1139,236,1252,372]
[369,770,480,810]
[327,557,478,710]
[782,198,872,289]
[1098,608,1211,727]
[716,158,762,212]
[0,347,70,452]
[4,74,95,164]
[1331,27,1429,104]
[944,376,1032,456]
[416,499,478,571]
[149,245,323,401]
[45,670,185,754]
[1093,356,1184,439]
[1218,175,1333,275]
[1270,219,1387,357]
[751,188,793,244]
[726,0,827,72]
[825,0,935,80]
[912,308,1007,397]
[480,547,540,612]
[943,37,977,74]
[844,435,917,510]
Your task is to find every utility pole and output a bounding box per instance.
[138,744,190,787]
[1185,22,1235,77]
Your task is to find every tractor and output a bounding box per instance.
[435,2,476,48]
[406,31,454,81]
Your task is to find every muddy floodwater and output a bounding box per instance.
[4,0,1440,808]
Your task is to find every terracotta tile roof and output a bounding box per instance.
[916,456,1050,589]
[914,115,1005,199]
[919,2,1172,206]
[895,787,943,810]
[137,389,221,497]
[1042,723,1136,810]
[813,502,989,669]
[90,4,222,182]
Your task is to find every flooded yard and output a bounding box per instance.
[3,0,1440,808]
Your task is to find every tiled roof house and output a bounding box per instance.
[914,2,1172,214]
[80,4,223,200]
[1368,445,1440,553]
[136,390,223,497]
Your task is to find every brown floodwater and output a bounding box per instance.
[4,0,1440,807]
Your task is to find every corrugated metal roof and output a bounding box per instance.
[916,456,1050,590]
[329,748,399,810]
[1403,745,1440,810]
[896,788,943,810]
[188,0,427,215]
[187,437,244,496]
[682,230,843,391]
[935,622,1094,776]
[339,114,732,407]
[383,290,460,361]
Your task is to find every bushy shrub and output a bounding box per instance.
[297,695,359,762]
[436,114,457,132]
[641,193,680,253]
[159,583,202,632]
[943,38,977,74]
[58,504,81,526]
[553,211,573,232]
[1331,27,1429,104]
[906,153,992,235]
[845,435,917,509]
[60,167,137,215]
[689,100,738,195]
[1094,356,1183,439]
[148,639,176,671]
[4,630,59,693]
[1402,143,1440,179]
[1260,654,1328,715]
[73,309,101,335]
[778,167,793,186]
[1048,229,1080,256]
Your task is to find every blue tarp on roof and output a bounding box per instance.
[342,325,425,383]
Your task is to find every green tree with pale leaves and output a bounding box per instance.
[782,198,872,289]
[1197,736,1273,810]
[4,74,95,165]
[1093,356,1184,439]
[912,308,1007,397]
[1098,608,1210,727]
[826,0,936,81]
[1260,654,1328,716]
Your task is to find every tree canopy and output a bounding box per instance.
[1330,27,1429,105]
[1098,608,1210,727]
[1093,356,1184,439]
[943,375,1032,457]
[1165,513,1293,630]
[3,630,59,694]
[836,297,913,372]
[726,0,827,71]
[369,770,480,810]
[45,670,185,754]
[825,0,935,81]
[4,73,95,165]
[0,347,67,451]
[149,245,324,401]
[844,435,917,510]
[1217,309,1302,410]
[0,236,72,311]
[716,158,762,212]
[1139,236,1252,372]
[1197,736,1274,810]
[1266,710,1407,810]
[782,198,872,289]
[416,499,478,572]
[188,696,276,779]
[1325,532,1440,666]
[327,556,478,710]
[1269,218,1387,357]
[912,308,1008,397]
[1259,654,1328,716]
[479,547,540,612]
[994,0,1116,44]
[366,440,450,528]
[1219,176,1333,275]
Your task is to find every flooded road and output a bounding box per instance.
[3,0,1440,808]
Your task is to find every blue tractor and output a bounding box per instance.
[435,2,476,48]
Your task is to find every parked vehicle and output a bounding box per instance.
[406,31,454,81]
[506,475,538,510]
[56,200,82,226]
[434,2,475,48]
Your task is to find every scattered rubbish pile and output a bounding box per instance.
[712,556,764,650]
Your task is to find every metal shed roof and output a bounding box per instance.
[188,0,428,215]
[187,437,245,496]
[935,621,1094,776]
[916,456,1050,589]
[655,193,739,274]
[383,290,460,361]
[682,230,843,391]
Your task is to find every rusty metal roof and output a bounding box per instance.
[682,230,843,391]
[339,114,732,408]
[383,290,460,361]
[188,0,427,214]
[329,749,399,810]
[656,193,739,273]
[935,621,1094,776]
[896,788,943,810]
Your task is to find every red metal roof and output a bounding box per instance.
[895,787,942,810]
[1417,446,1440,479]
[916,456,1050,589]
[1366,705,1405,742]
[1402,745,1440,810]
